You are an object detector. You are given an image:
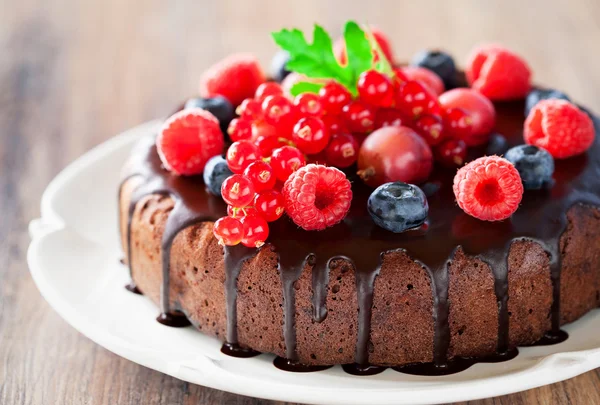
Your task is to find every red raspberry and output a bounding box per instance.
[466,45,531,100]
[453,156,523,221]
[524,99,595,159]
[157,109,224,176]
[199,53,266,106]
[282,164,352,231]
[401,66,445,96]
[334,27,394,65]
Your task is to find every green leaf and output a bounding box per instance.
[290,81,325,97]
[343,21,373,89]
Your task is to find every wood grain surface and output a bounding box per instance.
[2,0,599,403]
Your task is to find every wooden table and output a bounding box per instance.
[2,0,600,403]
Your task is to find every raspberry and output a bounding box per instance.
[157,109,224,176]
[453,156,523,221]
[466,45,531,100]
[282,164,352,231]
[524,99,595,159]
[199,53,266,106]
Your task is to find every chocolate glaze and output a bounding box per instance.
[125,281,142,295]
[274,356,333,372]
[221,342,261,358]
[120,92,600,374]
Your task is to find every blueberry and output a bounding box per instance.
[203,155,233,196]
[505,145,554,190]
[486,133,509,156]
[525,88,570,117]
[368,182,429,233]
[270,50,291,83]
[410,50,457,89]
[184,96,234,135]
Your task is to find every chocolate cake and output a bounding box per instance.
[118,97,600,373]
[117,22,600,374]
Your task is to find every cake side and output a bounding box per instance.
[119,177,600,366]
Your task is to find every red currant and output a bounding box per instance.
[213,216,244,246]
[226,140,260,173]
[271,146,306,181]
[293,93,323,116]
[240,215,270,248]
[261,95,294,126]
[439,88,496,146]
[321,114,348,136]
[414,114,445,146]
[435,139,468,168]
[374,108,406,129]
[221,174,256,208]
[251,121,278,141]
[227,118,253,142]
[342,101,376,133]
[236,98,263,120]
[255,82,283,100]
[325,133,359,168]
[392,67,409,88]
[227,205,257,218]
[254,190,285,222]
[443,108,475,142]
[395,80,440,119]
[243,161,276,192]
[318,82,352,115]
[254,135,286,157]
[357,70,394,107]
[292,117,330,155]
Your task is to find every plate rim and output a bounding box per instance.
[27,120,600,405]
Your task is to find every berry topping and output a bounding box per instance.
[243,161,276,192]
[203,155,233,196]
[157,109,224,176]
[271,146,306,181]
[236,98,263,120]
[282,164,352,231]
[395,80,440,119]
[525,88,570,117]
[466,45,531,100]
[227,118,253,142]
[524,99,595,159]
[213,216,244,246]
[261,95,295,128]
[227,205,257,218]
[357,70,394,107]
[251,121,278,140]
[184,96,234,134]
[435,139,468,168]
[293,93,324,117]
[254,190,285,222]
[410,50,457,89]
[226,140,261,173]
[240,215,270,248]
[255,134,287,157]
[255,82,284,100]
[342,101,376,133]
[270,50,291,83]
[325,133,359,168]
[414,114,445,146]
[439,88,496,146]
[292,117,330,155]
[358,126,433,187]
[453,156,523,221]
[321,114,348,136]
[221,174,256,208]
[400,66,445,96]
[319,82,352,115]
[334,26,393,65]
[199,53,266,106]
[374,108,406,129]
[505,145,554,190]
[368,182,429,233]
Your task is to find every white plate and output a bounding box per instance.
[28,121,600,405]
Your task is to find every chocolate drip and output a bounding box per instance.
[125,282,142,295]
[224,244,258,344]
[119,97,600,374]
[273,356,332,372]
[156,311,191,327]
[221,343,261,358]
